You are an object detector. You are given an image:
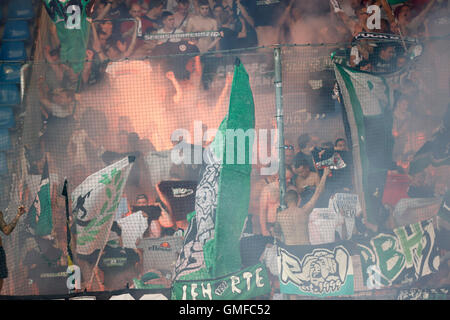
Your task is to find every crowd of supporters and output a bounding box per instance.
[13,0,448,295]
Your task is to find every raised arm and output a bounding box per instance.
[330,0,358,35]
[237,16,247,39]
[212,72,233,114]
[156,183,177,229]
[300,167,330,216]
[123,18,140,58]
[81,49,95,84]
[277,0,295,28]
[90,21,109,62]
[0,206,26,236]
[93,1,112,21]
[237,0,255,28]
[408,0,436,31]
[157,203,175,228]
[166,71,183,104]
[190,55,202,88]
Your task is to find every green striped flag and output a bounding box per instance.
[28,160,53,237]
[334,63,405,226]
[42,0,92,74]
[173,59,255,281]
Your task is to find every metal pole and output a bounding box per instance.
[20,63,30,103]
[274,47,286,210]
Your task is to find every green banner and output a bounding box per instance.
[172,263,271,300]
[28,160,53,237]
[334,63,400,226]
[173,59,256,281]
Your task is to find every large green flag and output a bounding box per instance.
[334,63,404,226]
[42,0,92,74]
[28,160,53,237]
[173,59,255,282]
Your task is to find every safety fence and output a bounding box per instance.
[0,6,449,300]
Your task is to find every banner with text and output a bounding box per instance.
[358,218,440,289]
[171,263,271,300]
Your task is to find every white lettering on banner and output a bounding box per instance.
[256,0,280,6]
[180,268,266,300]
[231,275,241,294]
[182,284,187,300]
[201,283,212,300]
[172,188,194,197]
[66,5,81,30]
[356,32,402,41]
[255,267,265,288]
[191,283,199,300]
[243,272,253,291]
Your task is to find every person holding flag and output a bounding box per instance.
[71,156,135,290]
[0,205,27,293]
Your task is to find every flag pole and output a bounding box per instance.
[87,231,109,291]
[61,179,74,266]
[274,46,287,211]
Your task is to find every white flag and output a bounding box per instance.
[72,156,135,255]
[117,211,148,249]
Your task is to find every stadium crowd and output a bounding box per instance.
[8,0,448,295]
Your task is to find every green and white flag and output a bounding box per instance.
[173,59,255,282]
[172,263,271,300]
[334,63,403,225]
[42,0,92,74]
[72,156,134,256]
[28,160,53,237]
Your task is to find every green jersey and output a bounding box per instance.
[42,0,91,74]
